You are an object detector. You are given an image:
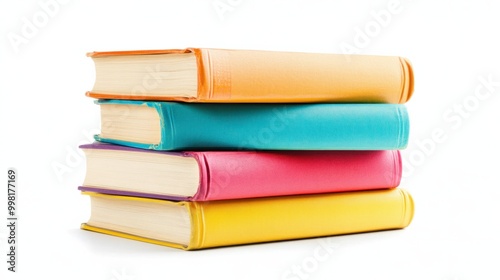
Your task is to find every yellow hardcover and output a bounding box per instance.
[86,48,413,103]
[81,188,414,250]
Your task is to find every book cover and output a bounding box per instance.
[86,48,413,103]
[94,100,410,151]
[81,188,414,250]
[78,142,402,201]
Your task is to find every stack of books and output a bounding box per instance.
[78,48,415,250]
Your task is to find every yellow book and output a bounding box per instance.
[80,188,414,250]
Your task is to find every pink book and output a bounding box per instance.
[78,142,401,201]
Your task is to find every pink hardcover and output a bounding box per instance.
[190,150,401,201]
[80,143,402,201]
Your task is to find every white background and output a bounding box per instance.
[1,0,500,279]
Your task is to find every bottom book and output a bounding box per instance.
[80,188,414,250]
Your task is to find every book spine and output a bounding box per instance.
[192,188,414,249]
[158,102,409,150]
[199,48,413,103]
[189,150,402,201]
[187,201,205,250]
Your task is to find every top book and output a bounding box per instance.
[86,48,413,103]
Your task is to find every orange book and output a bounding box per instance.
[86,48,413,103]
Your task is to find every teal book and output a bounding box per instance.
[95,100,409,150]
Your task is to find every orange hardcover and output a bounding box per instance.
[87,48,413,103]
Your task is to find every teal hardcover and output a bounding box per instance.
[94,100,409,151]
